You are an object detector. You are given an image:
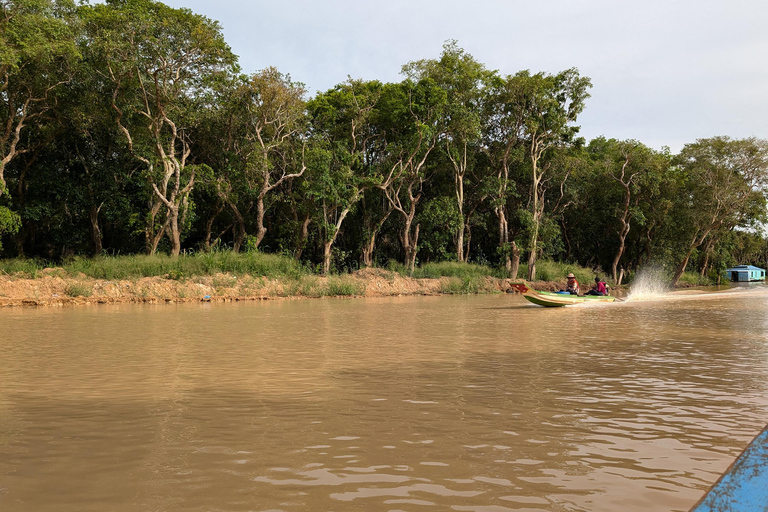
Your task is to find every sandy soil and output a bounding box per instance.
[0,267,565,307]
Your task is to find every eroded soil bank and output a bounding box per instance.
[0,268,564,307]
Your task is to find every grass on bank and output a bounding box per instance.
[0,252,308,280]
[0,252,615,297]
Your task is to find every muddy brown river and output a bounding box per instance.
[1,288,768,512]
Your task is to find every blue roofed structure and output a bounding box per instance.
[724,265,766,282]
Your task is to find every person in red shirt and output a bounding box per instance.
[586,276,608,296]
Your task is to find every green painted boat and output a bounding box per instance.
[510,282,616,307]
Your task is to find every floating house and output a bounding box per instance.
[724,265,766,282]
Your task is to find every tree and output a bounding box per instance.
[228,67,307,250]
[403,41,489,262]
[670,136,768,286]
[587,138,667,284]
[377,78,447,273]
[307,78,383,274]
[0,0,79,247]
[483,72,529,277]
[520,69,591,281]
[83,0,236,255]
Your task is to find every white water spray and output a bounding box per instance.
[627,266,670,301]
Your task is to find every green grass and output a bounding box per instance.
[439,275,497,294]
[64,283,93,297]
[1,252,606,299]
[0,258,48,278]
[326,277,366,296]
[678,271,715,286]
[0,251,309,280]
[275,275,365,298]
[387,261,505,279]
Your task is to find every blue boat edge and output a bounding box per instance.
[689,424,768,511]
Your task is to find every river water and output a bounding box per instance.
[1,288,767,512]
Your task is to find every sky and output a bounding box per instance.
[160,0,768,153]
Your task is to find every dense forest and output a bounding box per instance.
[2,0,768,286]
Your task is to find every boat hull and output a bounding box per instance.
[510,283,616,307]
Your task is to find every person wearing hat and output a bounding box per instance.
[564,273,580,295]
[586,276,608,296]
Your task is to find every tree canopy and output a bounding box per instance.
[1,0,767,285]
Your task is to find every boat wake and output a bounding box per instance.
[626,267,670,302]
[624,266,768,303]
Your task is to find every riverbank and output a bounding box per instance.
[0,267,577,307]
[1,253,599,307]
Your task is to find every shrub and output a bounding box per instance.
[65,283,93,297]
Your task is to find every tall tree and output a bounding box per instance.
[377,78,447,273]
[307,78,383,274]
[403,41,488,262]
[228,67,307,250]
[521,68,591,281]
[83,0,236,255]
[484,72,529,277]
[670,136,768,286]
[0,0,78,246]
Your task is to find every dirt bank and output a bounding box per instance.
[0,267,567,307]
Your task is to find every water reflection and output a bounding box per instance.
[0,292,767,512]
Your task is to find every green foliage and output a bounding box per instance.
[0,0,765,290]
[326,277,366,296]
[0,206,21,249]
[64,282,92,297]
[677,272,714,287]
[59,251,307,280]
[0,258,47,277]
[439,275,496,294]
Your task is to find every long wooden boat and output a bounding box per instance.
[509,282,616,307]
[689,424,768,511]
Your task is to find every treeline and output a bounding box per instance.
[2,0,768,285]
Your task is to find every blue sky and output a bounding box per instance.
[161,0,768,153]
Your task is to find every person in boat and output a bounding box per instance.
[564,273,580,295]
[586,276,608,296]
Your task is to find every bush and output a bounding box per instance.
[61,251,308,280]
[678,271,715,286]
[65,283,93,297]
[326,277,365,296]
[0,258,48,278]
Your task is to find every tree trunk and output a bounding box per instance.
[230,203,246,252]
[403,222,420,275]
[322,207,351,275]
[699,238,714,277]
[526,208,541,281]
[671,247,695,287]
[295,215,311,260]
[254,193,267,249]
[203,201,223,251]
[168,205,181,256]
[463,223,471,263]
[362,208,392,267]
[526,159,543,281]
[88,204,103,256]
[405,224,420,275]
[510,241,520,280]
[611,238,626,286]
[146,198,165,256]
